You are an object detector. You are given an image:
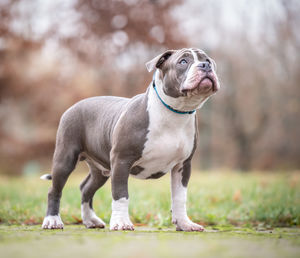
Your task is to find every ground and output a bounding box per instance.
[0,170,299,257]
[1,225,299,258]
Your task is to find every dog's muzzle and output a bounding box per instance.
[197,61,212,73]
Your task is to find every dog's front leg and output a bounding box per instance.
[171,162,204,232]
[110,160,134,231]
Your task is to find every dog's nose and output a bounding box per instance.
[197,61,212,72]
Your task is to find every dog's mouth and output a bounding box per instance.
[198,77,214,91]
[181,75,216,95]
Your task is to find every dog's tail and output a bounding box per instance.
[40,174,52,180]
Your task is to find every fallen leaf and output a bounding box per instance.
[233,189,242,203]
[72,215,82,223]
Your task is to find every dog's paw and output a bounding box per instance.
[83,216,106,229]
[109,216,134,231]
[42,215,64,229]
[81,203,106,229]
[173,219,204,232]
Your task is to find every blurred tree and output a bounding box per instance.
[0,0,46,174]
[184,0,300,170]
[222,46,269,170]
[214,0,300,170]
[0,0,185,174]
[64,0,184,64]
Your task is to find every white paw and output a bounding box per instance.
[109,216,134,231]
[173,219,204,232]
[42,215,64,229]
[110,198,134,231]
[81,203,106,228]
[83,216,106,228]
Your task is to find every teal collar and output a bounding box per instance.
[152,72,196,115]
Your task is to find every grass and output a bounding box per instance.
[0,170,300,258]
[0,170,299,228]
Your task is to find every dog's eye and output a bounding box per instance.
[206,59,211,64]
[179,59,188,65]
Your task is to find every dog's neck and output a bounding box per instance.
[153,70,209,113]
[147,83,196,130]
[152,82,195,115]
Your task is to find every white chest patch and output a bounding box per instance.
[131,86,196,179]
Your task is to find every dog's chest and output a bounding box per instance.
[131,103,196,179]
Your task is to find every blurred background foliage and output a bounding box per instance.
[0,0,300,175]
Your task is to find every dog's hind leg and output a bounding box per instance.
[42,147,80,229]
[42,144,80,229]
[42,107,84,229]
[80,162,109,228]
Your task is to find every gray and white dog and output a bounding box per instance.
[41,48,220,231]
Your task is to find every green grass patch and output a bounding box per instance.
[0,171,299,228]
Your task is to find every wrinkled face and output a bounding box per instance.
[146,48,220,110]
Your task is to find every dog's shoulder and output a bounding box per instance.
[111,90,150,159]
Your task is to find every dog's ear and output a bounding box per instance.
[145,50,175,72]
[210,58,217,71]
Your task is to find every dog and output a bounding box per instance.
[41,48,220,231]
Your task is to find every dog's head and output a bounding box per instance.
[146,48,220,111]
